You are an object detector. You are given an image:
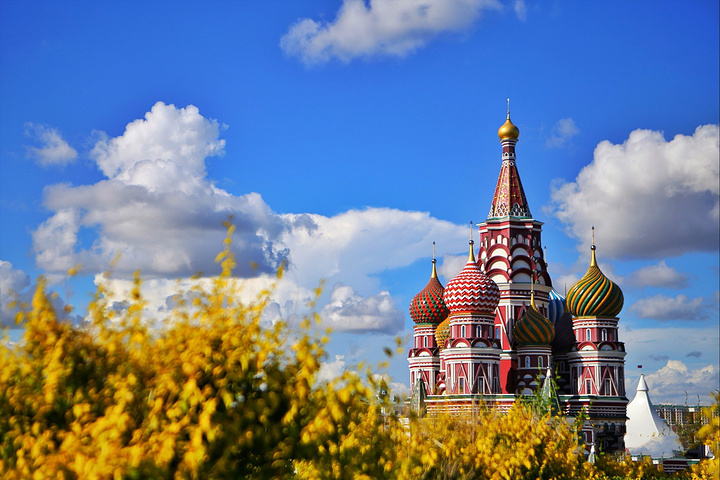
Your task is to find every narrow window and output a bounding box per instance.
[586,379,592,394]
[495,326,500,339]
[586,329,591,342]
[461,325,466,337]
[423,336,428,348]
[476,325,481,337]
[605,378,611,395]
[459,378,465,393]
[538,356,543,368]
[525,356,531,368]
[602,329,607,341]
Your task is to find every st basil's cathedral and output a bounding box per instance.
[407,106,627,453]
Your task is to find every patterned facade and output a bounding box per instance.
[407,108,628,453]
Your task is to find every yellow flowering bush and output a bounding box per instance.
[1,226,713,479]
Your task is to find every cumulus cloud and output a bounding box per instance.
[321,284,404,334]
[1,261,31,327]
[643,360,718,404]
[626,261,689,289]
[514,0,528,21]
[280,0,501,65]
[24,123,78,166]
[549,125,719,259]
[317,355,348,383]
[630,294,706,321]
[30,102,470,333]
[545,118,579,148]
[437,253,467,284]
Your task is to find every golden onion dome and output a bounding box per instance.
[514,293,554,347]
[498,117,519,140]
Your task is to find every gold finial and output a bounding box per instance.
[431,241,438,278]
[530,280,536,308]
[507,98,511,119]
[468,221,476,263]
[590,226,597,267]
[498,100,520,140]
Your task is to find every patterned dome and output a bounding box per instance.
[552,311,575,351]
[409,260,449,325]
[547,288,565,324]
[514,295,555,347]
[435,317,451,349]
[443,242,500,314]
[566,245,624,318]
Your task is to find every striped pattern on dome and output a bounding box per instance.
[443,258,500,314]
[514,303,554,347]
[435,317,451,349]
[566,249,623,318]
[410,276,449,325]
[552,311,575,351]
[547,289,565,324]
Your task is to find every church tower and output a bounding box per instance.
[565,231,627,452]
[477,102,553,394]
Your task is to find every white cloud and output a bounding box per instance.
[630,294,706,321]
[545,118,579,148]
[280,0,501,65]
[549,125,719,259]
[30,102,471,334]
[24,122,78,166]
[437,253,467,285]
[514,0,528,22]
[1,261,31,327]
[626,261,689,289]
[317,354,348,383]
[642,360,718,405]
[321,284,404,334]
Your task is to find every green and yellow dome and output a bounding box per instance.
[566,244,624,318]
[514,293,554,347]
[435,317,451,349]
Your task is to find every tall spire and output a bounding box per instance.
[489,103,531,219]
[431,241,438,279]
[468,221,476,263]
[590,226,597,267]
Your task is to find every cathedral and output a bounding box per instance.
[407,107,628,453]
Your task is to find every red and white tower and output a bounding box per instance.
[408,245,449,394]
[476,102,553,394]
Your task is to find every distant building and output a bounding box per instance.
[408,107,627,454]
[656,403,709,427]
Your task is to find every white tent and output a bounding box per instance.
[625,374,683,457]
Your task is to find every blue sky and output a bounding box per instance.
[1,0,718,404]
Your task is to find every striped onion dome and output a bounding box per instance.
[514,293,555,347]
[547,288,565,324]
[409,259,449,325]
[443,241,500,314]
[566,244,624,318]
[552,311,575,351]
[435,317,451,349]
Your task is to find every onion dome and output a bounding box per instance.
[435,317,451,349]
[498,100,519,140]
[547,288,565,324]
[409,257,449,325]
[552,311,575,351]
[443,240,500,314]
[566,239,624,318]
[514,292,555,347]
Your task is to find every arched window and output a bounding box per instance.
[461,325,466,337]
[601,329,607,341]
[459,378,465,394]
[495,326,500,339]
[476,325,481,337]
[586,329,591,342]
[525,356,531,368]
[538,356,543,368]
[423,336,428,348]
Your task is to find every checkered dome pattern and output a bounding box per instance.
[409,276,449,324]
[443,260,500,314]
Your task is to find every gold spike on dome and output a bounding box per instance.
[566,230,624,318]
[409,243,449,325]
[468,222,476,263]
[431,241,438,279]
[498,98,520,140]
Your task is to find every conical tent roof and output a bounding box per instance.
[625,375,683,457]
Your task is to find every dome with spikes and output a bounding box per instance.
[514,297,555,347]
[443,243,500,314]
[552,311,575,351]
[566,245,624,318]
[409,261,449,325]
[435,317,451,349]
[547,288,565,324]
